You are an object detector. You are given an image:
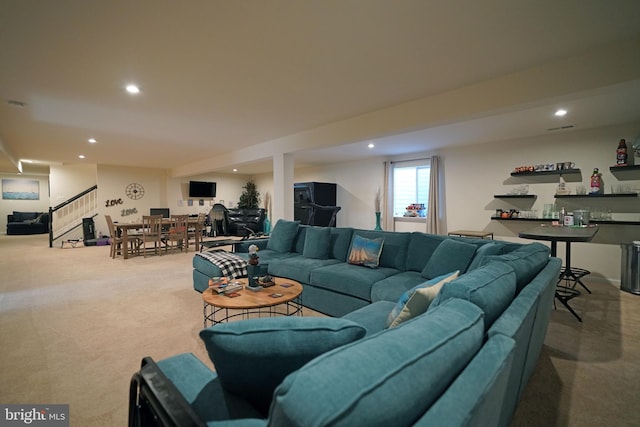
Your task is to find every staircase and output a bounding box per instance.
[49,185,99,247]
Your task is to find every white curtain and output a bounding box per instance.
[383,161,394,231]
[426,155,440,234]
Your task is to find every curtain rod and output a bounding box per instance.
[389,156,432,164]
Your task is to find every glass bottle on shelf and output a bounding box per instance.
[590,168,602,194]
[616,139,628,165]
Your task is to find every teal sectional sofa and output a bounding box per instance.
[131,220,560,426]
[193,220,548,318]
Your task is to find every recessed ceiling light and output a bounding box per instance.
[232,168,238,172]
[78,155,86,159]
[88,138,97,144]
[125,84,141,94]
[555,109,567,117]
[368,143,375,148]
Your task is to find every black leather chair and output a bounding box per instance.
[209,204,229,236]
[227,208,265,237]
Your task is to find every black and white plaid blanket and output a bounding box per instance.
[195,249,247,278]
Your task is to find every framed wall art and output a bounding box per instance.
[2,179,40,200]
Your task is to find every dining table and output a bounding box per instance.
[518,224,599,322]
[114,217,204,259]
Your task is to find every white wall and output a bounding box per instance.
[440,121,640,284]
[0,173,50,232]
[296,159,386,229]
[43,164,253,239]
[166,172,251,217]
[257,121,639,283]
[49,164,97,205]
[254,159,386,229]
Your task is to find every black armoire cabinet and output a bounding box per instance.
[294,182,338,226]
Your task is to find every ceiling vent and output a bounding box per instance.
[547,124,575,131]
[7,100,27,108]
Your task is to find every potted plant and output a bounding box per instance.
[238,180,260,209]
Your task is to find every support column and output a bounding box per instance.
[272,153,294,222]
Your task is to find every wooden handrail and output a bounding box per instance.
[52,185,97,211]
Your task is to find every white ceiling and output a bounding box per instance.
[1,0,640,176]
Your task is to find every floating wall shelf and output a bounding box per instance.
[554,193,637,199]
[490,217,640,225]
[494,195,537,199]
[610,165,640,180]
[510,169,581,177]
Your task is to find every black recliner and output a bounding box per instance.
[226,208,265,237]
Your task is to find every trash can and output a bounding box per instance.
[620,242,640,295]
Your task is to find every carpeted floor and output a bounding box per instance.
[512,271,640,426]
[0,233,638,426]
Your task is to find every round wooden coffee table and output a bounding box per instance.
[201,277,303,327]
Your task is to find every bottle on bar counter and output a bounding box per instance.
[559,207,566,226]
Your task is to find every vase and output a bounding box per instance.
[263,213,271,236]
[247,263,260,288]
[374,212,383,231]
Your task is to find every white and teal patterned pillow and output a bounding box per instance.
[387,270,460,328]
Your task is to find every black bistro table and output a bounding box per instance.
[519,224,599,322]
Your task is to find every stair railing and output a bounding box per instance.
[49,185,98,247]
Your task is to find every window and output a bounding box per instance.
[392,161,430,217]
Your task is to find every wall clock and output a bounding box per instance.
[125,183,145,200]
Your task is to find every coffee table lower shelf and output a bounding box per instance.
[203,299,303,327]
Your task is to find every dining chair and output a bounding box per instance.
[105,214,141,258]
[164,214,189,253]
[141,215,164,257]
[187,212,206,247]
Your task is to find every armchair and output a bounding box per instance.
[226,208,265,237]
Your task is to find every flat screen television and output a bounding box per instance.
[189,181,216,198]
[150,208,170,218]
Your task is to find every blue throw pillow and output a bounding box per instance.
[422,239,477,279]
[302,227,331,259]
[347,234,384,268]
[386,271,460,328]
[266,219,300,253]
[199,317,366,415]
